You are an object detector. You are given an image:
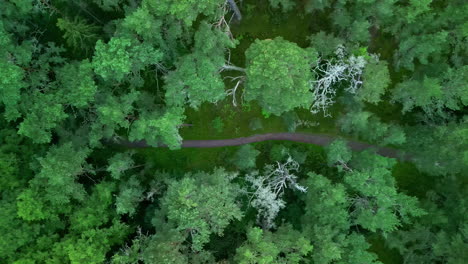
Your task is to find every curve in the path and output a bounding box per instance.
[118,132,407,160]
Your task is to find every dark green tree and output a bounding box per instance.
[387,176,468,264]
[357,58,391,104]
[404,120,468,176]
[231,144,260,170]
[107,152,136,179]
[116,176,145,216]
[56,16,99,52]
[338,110,406,146]
[143,0,225,26]
[392,66,468,117]
[344,150,426,234]
[269,0,296,12]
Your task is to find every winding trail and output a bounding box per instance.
[117,132,407,160]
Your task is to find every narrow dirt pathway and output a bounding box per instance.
[117,132,407,160]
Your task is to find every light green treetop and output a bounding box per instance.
[56,221,130,264]
[93,37,162,83]
[245,37,316,116]
[325,139,352,168]
[302,172,350,263]
[337,233,382,264]
[16,143,90,221]
[69,181,117,232]
[34,143,90,206]
[164,22,235,108]
[17,94,68,144]
[128,106,185,149]
[56,60,97,108]
[160,168,243,251]
[235,225,313,264]
[89,90,140,146]
[107,152,135,180]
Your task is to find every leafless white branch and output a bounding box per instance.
[246,157,307,229]
[310,45,367,116]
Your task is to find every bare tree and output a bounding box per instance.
[213,3,247,107]
[245,157,307,229]
[311,45,367,116]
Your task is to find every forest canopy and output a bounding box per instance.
[0,0,467,263]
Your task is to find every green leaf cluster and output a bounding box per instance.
[245,37,316,116]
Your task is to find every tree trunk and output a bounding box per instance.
[227,0,242,21]
[222,64,246,72]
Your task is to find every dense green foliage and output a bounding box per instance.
[235,225,313,263]
[164,22,235,109]
[0,0,466,263]
[244,37,316,116]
